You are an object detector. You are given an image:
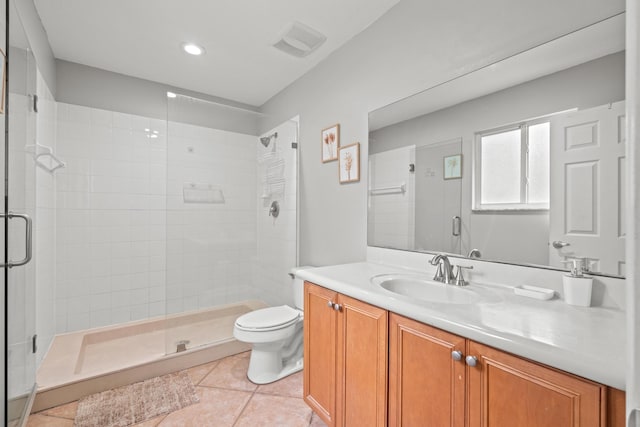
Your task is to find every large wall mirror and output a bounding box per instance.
[367,14,625,278]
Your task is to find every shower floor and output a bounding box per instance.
[34,300,266,411]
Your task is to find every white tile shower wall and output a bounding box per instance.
[55,102,260,333]
[165,121,257,313]
[368,146,416,249]
[55,102,169,333]
[253,120,298,306]
[34,71,57,365]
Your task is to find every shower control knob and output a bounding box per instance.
[327,301,334,309]
[465,355,478,367]
[451,350,463,361]
[269,201,280,218]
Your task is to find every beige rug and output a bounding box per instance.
[74,371,199,427]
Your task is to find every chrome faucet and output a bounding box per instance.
[430,254,454,284]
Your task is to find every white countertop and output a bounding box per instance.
[297,261,626,390]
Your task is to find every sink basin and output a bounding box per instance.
[371,274,483,305]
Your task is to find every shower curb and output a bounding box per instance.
[31,339,250,413]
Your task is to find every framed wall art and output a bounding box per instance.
[443,154,462,179]
[321,123,340,162]
[339,142,360,183]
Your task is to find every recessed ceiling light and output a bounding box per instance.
[181,43,205,56]
[167,91,177,98]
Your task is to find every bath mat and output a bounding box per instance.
[74,371,199,427]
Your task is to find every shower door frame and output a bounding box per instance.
[3,0,39,422]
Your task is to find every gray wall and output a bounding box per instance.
[259,0,625,267]
[369,53,626,155]
[56,60,262,135]
[14,0,56,94]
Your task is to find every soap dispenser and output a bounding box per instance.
[561,258,593,307]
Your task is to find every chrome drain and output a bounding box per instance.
[176,340,190,353]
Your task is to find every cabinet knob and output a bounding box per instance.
[451,350,463,361]
[333,303,342,312]
[465,355,478,367]
[327,301,334,309]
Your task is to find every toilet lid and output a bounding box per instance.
[235,305,301,330]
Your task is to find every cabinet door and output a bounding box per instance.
[388,314,466,427]
[304,282,338,426]
[467,341,604,427]
[336,294,388,427]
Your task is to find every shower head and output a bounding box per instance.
[260,132,278,147]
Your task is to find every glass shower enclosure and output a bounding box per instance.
[4,0,38,423]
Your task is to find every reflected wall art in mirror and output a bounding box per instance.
[367,14,625,277]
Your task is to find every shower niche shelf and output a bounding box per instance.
[183,183,225,204]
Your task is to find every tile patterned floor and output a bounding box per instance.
[27,352,328,427]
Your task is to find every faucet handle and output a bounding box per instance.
[453,265,473,286]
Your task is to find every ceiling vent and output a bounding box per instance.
[273,21,327,58]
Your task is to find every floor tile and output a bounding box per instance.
[158,386,252,427]
[234,394,312,427]
[256,371,303,398]
[199,352,257,392]
[183,360,220,386]
[310,411,329,427]
[41,401,78,420]
[27,351,318,426]
[26,414,74,427]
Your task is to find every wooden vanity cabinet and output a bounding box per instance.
[390,313,620,427]
[304,282,338,425]
[303,281,388,427]
[467,340,604,427]
[388,313,466,426]
[306,284,623,427]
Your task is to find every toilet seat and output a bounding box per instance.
[235,305,302,332]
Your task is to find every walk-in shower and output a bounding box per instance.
[4,45,300,416]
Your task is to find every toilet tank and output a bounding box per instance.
[290,266,313,310]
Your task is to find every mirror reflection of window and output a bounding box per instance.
[367,14,625,276]
[527,122,551,204]
[475,120,550,210]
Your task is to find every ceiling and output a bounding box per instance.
[33,0,401,107]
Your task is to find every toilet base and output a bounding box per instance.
[247,352,303,384]
[244,326,304,385]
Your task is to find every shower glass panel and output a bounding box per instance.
[368,138,463,254]
[5,0,38,423]
[165,94,261,355]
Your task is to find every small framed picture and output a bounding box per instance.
[443,154,462,180]
[321,123,340,162]
[339,143,360,183]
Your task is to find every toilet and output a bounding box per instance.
[233,266,310,384]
